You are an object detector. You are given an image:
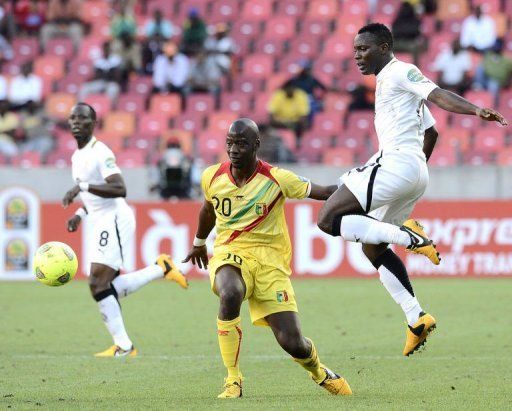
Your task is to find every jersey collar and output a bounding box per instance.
[376,57,397,79]
[80,136,96,150]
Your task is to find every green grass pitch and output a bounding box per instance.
[1,278,511,410]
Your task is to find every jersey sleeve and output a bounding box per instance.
[270,167,311,199]
[200,164,221,202]
[97,144,121,179]
[422,105,436,131]
[394,63,438,100]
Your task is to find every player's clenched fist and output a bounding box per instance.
[67,215,82,232]
[62,185,80,207]
[182,245,209,269]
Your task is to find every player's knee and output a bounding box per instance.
[88,273,111,296]
[218,286,244,309]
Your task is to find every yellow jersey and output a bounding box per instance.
[201,160,311,258]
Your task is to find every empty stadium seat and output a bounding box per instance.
[310,112,343,137]
[438,128,471,152]
[306,0,339,20]
[12,152,41,168]
[86,94,111,118]
[497,147,512,166]
[220,93,251,114]
[45,38,74,59]
[12,37,39,61]
[34,55,65,81]
[78,38,103,61]
[45,93,76,120]
[241,0,273,21]
[208,112,238,134]
[288,36,321,58]
[299,18,332,37]
[264,16,296,40]
[173,112,205,133]
[186,94,215,114]
[210,0,241,24]
[324,93,350,115]
[429,145,458,166]
[323,37,353,59]
[95,131,125,152]
[138,113,170,137]
[232,76,264,94]
[103,112,136,137]
[242,54,274,78]
[197,131,225,163]
[116,149,146,168]
[149,94,182,118]
[276,0,307,17]
[253,37,285,56]
[436,0,469,20]
[473,128,505,153]
[69,59,94,79]
[117,94,146,114]
[81,0,110,23]
[323,147,355,166]
[128,76,154,96]
[231,20,261,41]
[464,91,493,109]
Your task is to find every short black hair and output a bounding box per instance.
[76,102,97,121]
[358,23,394,49]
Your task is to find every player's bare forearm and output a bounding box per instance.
[308,183,338,200]
[88,174,127,198]
[196,200,216,239]
[423,125,438,162]
[427,87,478,115]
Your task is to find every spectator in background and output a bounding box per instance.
[0,72,6,100]
[460,6,496,53]
[181,8,207,55]
[257,124,295,163]
[0,0,16,40]
[14,0,46,35]
[8,62,42,110]
[144,9,175,40]
[0,99,19,157]
[474,40,512,106]
[347,84,374,112]
[433,39,472,95]
[111,33,143,78]
[391,2,423,65]
[204,23,235,74]
[79,42,122,103]
[0,33,12,62]
[17,100,53,155]
[152,42,190,97]
[187,50,223,104]
[151,137,191,199]
[268,80,310,148]
[110,3,137,40]
[288,60,328,118]
[40,0,83,50]
[142,32,164,74]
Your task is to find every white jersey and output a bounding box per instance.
[71,136,127,214]
[375,58,438,153]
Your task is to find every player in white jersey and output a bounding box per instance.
[317,24,508,356]
[62,103,188,357]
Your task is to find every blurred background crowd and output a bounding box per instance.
[0,0,510,199]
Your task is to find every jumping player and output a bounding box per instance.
[62,103,188,357]
[317,23,507,356]
[183,118,352,398]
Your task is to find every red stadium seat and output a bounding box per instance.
[346,111,374,133]
[253,92,273,115]
[438,128,471,152]
[45,93,76,121]
[473,0,500,14]
[117,94,146,114]
[323,37,353,59]
[45,38,74,58]
[186,94,215,114]
[103,112,136,137]
[497,147,512,166]
[149,94,182,118]
[241,0,273,21]
[473,128,505,153]
[310,112,343,137]
[436,0,469,20]
[116,149,146,168]
[429,145,457,166]
[159,129,194,156]
[78,38,103,61]
[138,113,170,137]
[306,0,339,20]
[128,76,153,96]
[197,131,225,163]
[276,0,307,17]
[333,15,366,38]
[210,0,240,24]
[34,55,65,81]
[334,128,367,155]
[376,0,401,17]
[265,73,289,93]
[463,151,492,165]
[46,150,72,168]
[81,0,109,23]
[232,76,265,94]
[85,94,111,119]
[173,112,205,133]
[324,93,350,115]
[338,69,364,92]
[442,18,465,35]
[464,91,493,109]
[276,129,297,151]
[343,0,370,19]
[278,55,303,75]
[288,36,322,59]
[299,18,331,37]
[323,147,355,166]
[428,106,450,131]
[451,114,483,131]
[12,37,39,61]
[95,131,125,152]
[12,151,41,168]
[264,16,296,40]
[231,20,261,41]
[69,59,94,79]
[242,54,274,78]
[208,112,238,134]
[253,37,285,56]
[57,74,83,94]
[220,93,251,115]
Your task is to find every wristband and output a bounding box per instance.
[75,208,87,218]
[193,236,207,247]
[79,182,89,192]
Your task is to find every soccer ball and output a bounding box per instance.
[33,241,78,287]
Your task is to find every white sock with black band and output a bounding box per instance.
[340,214,411,246]
[111,265,164,298]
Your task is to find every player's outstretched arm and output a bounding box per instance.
[308,183,338,200]
[423,125,439,162]
[427,87,508,125]
[182,200,216,269]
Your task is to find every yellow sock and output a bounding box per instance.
[293,338,327,384]
[217,317,243,380]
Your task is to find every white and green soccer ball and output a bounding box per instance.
[33,241,78,287]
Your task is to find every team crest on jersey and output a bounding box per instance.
[276,290,289,303]
[407,68,424,82]
[105,157,117,168]
[255,203,268,215]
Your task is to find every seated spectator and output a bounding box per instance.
[0,33,12,62]
[111,33,143,79]
[0,1,16,40]
[14,0,46,35]
[8,62,42,110]
[152,42,190,97]
[144,9,175,40]
[187,50,223,103]
[181,8,207,56]
[257,124,295,163]
[40,0,83,50]
[79,42,122,103]
[110,3,137,40]
[460,6,496,53]
[268,80,310,147]
[204,23,235,74]
[288,60,328,117]
[0,99,19,157]
[433,39,472,95]
[474,40,512,106]
[142,32,165,74]
[151,137,191,199]
[17,100,53,155]
[0,72,7,100]
[347,84,374,112]
[391,2,423,65]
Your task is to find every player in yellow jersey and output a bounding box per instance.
[183,118,352,399]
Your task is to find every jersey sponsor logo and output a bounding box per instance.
[407,68,424,83]
[276,290,289,303]
[105,157,117,169]
[255,203,268,216]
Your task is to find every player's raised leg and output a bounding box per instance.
[362,244,436,356]
[214,265,245,399]
[266,311,352,396]
[317,185,440,265]
[89,263,137,357]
